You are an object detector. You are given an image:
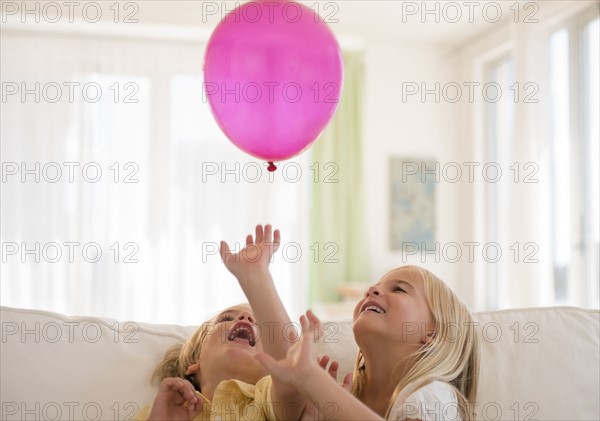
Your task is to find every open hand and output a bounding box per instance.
[253,310,322,389]
[148,377,202,421]
[220,224,280,280]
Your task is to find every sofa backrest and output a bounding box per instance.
[1,306,598,420]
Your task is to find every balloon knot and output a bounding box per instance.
[267,162,277,172]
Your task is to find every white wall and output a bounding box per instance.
[361,41,467,301]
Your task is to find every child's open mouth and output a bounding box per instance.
[227,321,257,347]
[360,301,386,314]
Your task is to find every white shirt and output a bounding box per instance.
[388,381,461,421]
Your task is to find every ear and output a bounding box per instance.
[185,363,199,375]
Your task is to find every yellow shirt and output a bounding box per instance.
[134,376,277,421]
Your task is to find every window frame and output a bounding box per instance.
[546,5,600,308]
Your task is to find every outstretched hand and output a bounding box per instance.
[256,310,359,421]
[220,224,280,280]
[148,378,202,421]
[254,310,326,389]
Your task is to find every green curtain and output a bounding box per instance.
[309,50,370,303]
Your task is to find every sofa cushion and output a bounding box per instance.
[474,307,599,421]
[1,306,195,420]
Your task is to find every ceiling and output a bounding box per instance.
[2,1,588,49]
[98,0,524,48]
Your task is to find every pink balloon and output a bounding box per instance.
[203,0,343,168]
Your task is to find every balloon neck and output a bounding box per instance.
[267,161,277,172]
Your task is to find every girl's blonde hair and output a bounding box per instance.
[151,321,214,392]
[351,265,480,421]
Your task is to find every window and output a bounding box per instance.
[549,11,599,308]
[0,30,310,324]
[549,28,570,302]
[485,55,515,309]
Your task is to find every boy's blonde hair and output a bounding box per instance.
[151,320,215,392]
[351,265,480,421]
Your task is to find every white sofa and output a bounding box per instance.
[1,305,598,420]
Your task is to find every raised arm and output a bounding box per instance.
[220,224,294,359]
[220,224,304,420]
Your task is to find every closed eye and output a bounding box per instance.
[392,286,406,293]
[217,315,235,323]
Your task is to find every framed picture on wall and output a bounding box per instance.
[390,157,436,251]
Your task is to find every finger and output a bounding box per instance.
[299,315,309,334]
[342,372,353,392]
[319,355,330,369]
[177,379,201,419]
[169,378,197,405]
[220,241,230,262]
[163,377,188,392]
[328,360,339,380]
[246,234,253,246]
[188,396,203,419]
[306,310,322,340]
[273,229,281,252]
[161,378,195,406]
[264,224,272,243]
[287,327,298,342]
[181,379,198,404]
[300,315,318,344]
[306,309,322,328]
[255,224,263,243]
[300,325,316,356]
[160,377,178,392]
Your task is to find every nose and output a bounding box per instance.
[237,311,255,324]
[366,285,383,297]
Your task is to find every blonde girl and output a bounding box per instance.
[256,265,480,421]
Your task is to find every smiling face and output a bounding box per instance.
[195,304,268,388]
[353,267,435,350]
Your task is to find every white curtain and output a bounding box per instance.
[1,29,310,324]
